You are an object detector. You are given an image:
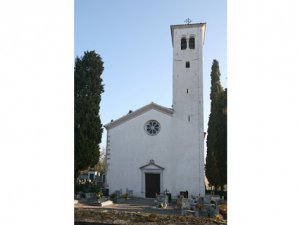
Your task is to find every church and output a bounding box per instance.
[104,22,206,198]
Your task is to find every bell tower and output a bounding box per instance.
[170,22,206,196]
[170,22,206,123]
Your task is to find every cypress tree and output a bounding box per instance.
[215,88,227,192]
[74,51,104,179]
[205,59,224,191]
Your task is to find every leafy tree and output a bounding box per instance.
[75,51,104,179]
[205,59,226,191]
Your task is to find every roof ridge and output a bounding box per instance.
[104,102,173,129]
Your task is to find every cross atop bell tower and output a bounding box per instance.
[184,18,192,24]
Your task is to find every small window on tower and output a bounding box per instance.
[181,38,187,50]
[186,61,190,68]
[189,37,195,49]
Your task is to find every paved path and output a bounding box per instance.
[75,197,182,216]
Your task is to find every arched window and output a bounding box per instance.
[181,37,187,50]
[189,37,195,49]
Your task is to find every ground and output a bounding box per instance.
[75,198,227,225]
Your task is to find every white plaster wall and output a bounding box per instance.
[106,108,205,198]
[106,109,173,197]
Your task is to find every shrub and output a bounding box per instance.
[121,193,128,199]
[109,193,117,199]
[75,182,101,194]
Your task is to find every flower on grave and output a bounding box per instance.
[96,191,103,199]
[215,214,224,220]
[219,204,227,212]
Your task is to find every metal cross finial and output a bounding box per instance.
[184,18,192,24]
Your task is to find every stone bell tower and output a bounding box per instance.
[170,22,206,196]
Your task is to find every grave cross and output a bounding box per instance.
[184,18,192,24]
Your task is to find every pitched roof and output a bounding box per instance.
[104,102,173,129]
[139,160,164,170]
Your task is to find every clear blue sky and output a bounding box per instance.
[75,0,227,149]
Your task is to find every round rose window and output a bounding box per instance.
[145,120,160,136]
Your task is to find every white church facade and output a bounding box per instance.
[104,23,206,198]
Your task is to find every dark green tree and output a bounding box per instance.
[215,88,227,191]
[75,51,104,179]
[205,147,220,190]
[205,59,225,191]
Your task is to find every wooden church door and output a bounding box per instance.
[145,173,160,198]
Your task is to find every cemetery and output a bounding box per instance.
[75,189,227,224]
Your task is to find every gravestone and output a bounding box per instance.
[155,194,168,208]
